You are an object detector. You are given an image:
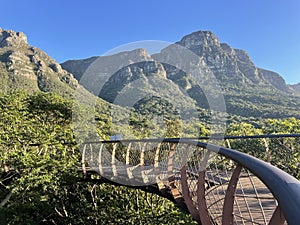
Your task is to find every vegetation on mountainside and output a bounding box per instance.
[0,91,299,224]
[0,32,78,97]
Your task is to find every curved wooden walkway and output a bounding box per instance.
[79,135,300,224]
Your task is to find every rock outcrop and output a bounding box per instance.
[0,28,27,48]
[62,30,300,119]
[258,68,293,93]
[0,28,78,95]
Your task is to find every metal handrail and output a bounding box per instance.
[193,140,300,224]
[81,136,300,224]
[83,133,300,144]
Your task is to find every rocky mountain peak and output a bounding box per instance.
[258,68,294,93]
[220,43,235,55]
[177,30,220,48]
[0,28,77,95]
[61,48,153,81]
[0,28,28,48]
[129,48,152,60]
[106,48,152,64]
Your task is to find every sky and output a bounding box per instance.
[1,0,299,84]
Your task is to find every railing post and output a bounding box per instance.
[139,142,146,166]
[98,143,104,175]
[111,143,118,177]
[197,170,213,225]
[222,164,242,225]
[263,138,271,163]
[180,165,201,224]
[268,205,285,225]
[125,142,132,165]
[81,144,87,178]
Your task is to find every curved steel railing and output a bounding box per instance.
[193,139,300,224]
[80,135,300,224]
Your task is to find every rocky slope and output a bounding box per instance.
[62,48,201,123]
[0,28,78,95]
[290,82,300,94]
[172,31,294,92]
[62,30,300,120]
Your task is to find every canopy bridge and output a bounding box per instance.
[79,134,300,224]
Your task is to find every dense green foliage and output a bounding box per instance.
[224,87,300,119]
[226,120,300,178]
[0,91,299,224]
[0,92,196,225]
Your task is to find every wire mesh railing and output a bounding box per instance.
[80,134,300,224]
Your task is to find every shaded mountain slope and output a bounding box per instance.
[62,30,300,120]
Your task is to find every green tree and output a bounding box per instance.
[0,91,197,224]
[262,118,300,178]
[165,118,182,138]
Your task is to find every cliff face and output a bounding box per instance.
[61,48,152,81]
[174,31,295,91]
[63,48,198,117]
[61,29,300,119]
[0,28,78,95]
[0,29,28,47]
[258,68,293,93]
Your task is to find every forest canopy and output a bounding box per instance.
[0,91,299,224]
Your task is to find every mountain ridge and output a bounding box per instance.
[61,30,300,120]
[0,28,78,96]
[175,30,296,92]
[0,27,299,123]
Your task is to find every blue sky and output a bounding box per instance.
[1,0,299,84]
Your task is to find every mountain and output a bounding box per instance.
[1,27,299,124]
[290,82,300,94]
[62,30,300,121]
[171,31,295,92]
[0,28,131,141]
[0,28,78,96]
[62,48,203,124]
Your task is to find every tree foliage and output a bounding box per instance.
[0,91,196,225]
[0,91,299,224]
[225,119,300,178]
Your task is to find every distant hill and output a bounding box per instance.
[290,82,300,94]
[62,30,300,120]
[0,28,78,96]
